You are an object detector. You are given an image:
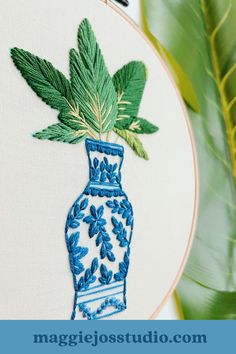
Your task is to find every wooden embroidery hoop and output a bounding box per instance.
[102,0,199,319]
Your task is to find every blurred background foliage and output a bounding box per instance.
[141,0,236,319]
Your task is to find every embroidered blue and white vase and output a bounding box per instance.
[65,139,134,320]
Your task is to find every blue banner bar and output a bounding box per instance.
[0,320,234,353]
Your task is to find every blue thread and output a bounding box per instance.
[77,258,99,291]
[66,232,88,275]
[90,156,120,184]
[124,279,127,306]
[86,138,124,158]
[66,198,89,230]
[78,283,123,298]
[78,280,120,293]
[71,291,79,320]
[84,186,125,197]
[65,198,89,286]
[114,251,130,281]
[78,296,126,320]
[86,138,124,188]
[111,216,129,247]
[83,205,115,262]
[106,199,134,226]
[98,264,113,285]
[79,291,124,306]
[65,139,134,320]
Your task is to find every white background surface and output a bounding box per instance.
[0,0,195,319]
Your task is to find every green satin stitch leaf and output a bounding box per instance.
[113,61,147,126]
[33,123,86,144]
[58,107,98,140]
[114,128,148,160]
[58,110,87,131]
[11,19,159,156]
[10,47,74,112]
[70,19,117,135]
[112,61,158,149]
[127,117,159,134]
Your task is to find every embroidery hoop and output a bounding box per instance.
[99,0,199,319]
[0,0,199,319]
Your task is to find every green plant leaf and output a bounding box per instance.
[58,109,87,131]
[142,0,236,319]
[11,19,157,153]
[176,275,236,320]
[70,19,117,135]
[113,61,147,128]
[114,128,148,160]
[33,123,86,144]
[58,106,98,140]
[10,48,74,112]
[124,117,159,134]
[141,10,199,113]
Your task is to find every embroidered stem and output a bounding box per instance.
[106,131,111,142]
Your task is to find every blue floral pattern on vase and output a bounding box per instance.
[65,139,134,320]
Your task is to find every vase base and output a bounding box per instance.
[71,281,126,320]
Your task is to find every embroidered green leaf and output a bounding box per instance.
[70,19,117,136]
[126,117,159,134]
[112,61,158,144]
[58,107,98,140]
[10,48,74,112]
[33,123,86,144]
[113,61,147,128]
[11,19,158,156]
[114,128,148,160]
[58,109,87,131]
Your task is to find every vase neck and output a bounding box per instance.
[86,139,124,189]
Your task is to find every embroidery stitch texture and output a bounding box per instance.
[11,18,159,320]
[66,138,133,319]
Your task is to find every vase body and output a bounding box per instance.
[65,139,134,320]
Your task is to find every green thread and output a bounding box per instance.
[114,128,149,160]
[11,18,158,159]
